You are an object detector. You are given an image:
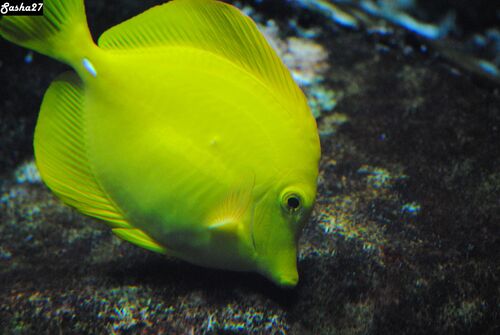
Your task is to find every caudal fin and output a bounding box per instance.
[0,0,94,66]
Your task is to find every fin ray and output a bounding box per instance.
[207,176,255,233]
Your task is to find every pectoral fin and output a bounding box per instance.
[207,179,254,234]
[208,219,239,234]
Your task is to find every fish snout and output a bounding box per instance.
[260,248,299,288]
[275,270,299,288]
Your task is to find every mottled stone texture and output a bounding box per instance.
[0,0,499,334]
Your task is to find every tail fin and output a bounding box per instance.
[0,0,94,66]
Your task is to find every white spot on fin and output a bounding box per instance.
[82,58,97,77]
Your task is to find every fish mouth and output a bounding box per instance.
[273,271,299,288]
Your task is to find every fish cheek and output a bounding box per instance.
[252,201,298,278]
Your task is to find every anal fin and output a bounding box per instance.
[36,72,166,257]
[34,72,129,228]
[113,228,167,254]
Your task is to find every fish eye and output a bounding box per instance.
[287,196,301,210]
[281,192,302,213]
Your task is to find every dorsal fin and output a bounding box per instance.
[34,72,129,228]
[97,0,305,113]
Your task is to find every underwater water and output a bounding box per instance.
[0,0,499,333]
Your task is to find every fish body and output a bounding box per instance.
[0,0,321,286]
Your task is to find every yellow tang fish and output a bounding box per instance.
[0,0,321,287]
